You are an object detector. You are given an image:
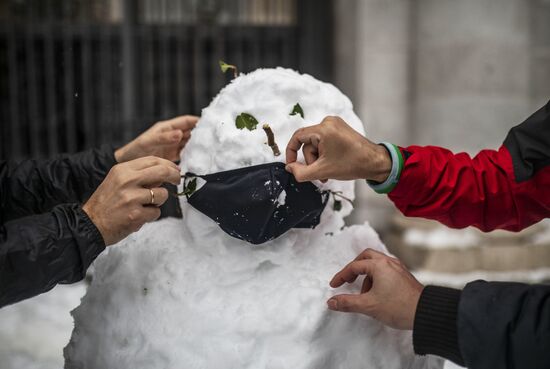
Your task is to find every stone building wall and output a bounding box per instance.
[335,0,550,230]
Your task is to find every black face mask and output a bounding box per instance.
[184,162,329,245]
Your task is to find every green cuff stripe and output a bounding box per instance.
[367,142,404,194]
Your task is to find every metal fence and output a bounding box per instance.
[0,0,333,160]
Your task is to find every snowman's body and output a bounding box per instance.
[65,69,441,369]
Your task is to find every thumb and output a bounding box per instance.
[285,161,322,182]
[327,294,370,314]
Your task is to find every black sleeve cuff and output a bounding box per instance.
[413,285,465,366]
[73,205,106,269]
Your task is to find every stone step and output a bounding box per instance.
[384,215,550,273]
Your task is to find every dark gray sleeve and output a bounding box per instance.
[458,280,550,369]
[0,203,105,308]
[413,281,550,369]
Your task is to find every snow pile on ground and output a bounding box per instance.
[65,68,442,369]
[0,283,86,369]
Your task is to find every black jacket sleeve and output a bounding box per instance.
[0,145,116,223]
[0,203,105,308]
[413,282,550,368]
[0,146,115,308]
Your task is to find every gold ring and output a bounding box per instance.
[149,188,155,205]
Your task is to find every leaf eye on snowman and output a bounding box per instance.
[234,102,304,157]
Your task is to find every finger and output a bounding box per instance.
[354,248,388,261]
[181,130,192,140]
[285,161,324,182]
[327,294,370,314]
[285,126,320,164]
[156,129,184,145]
[163,115,199,132]
[125,156,179,171]
[302,143,319,165]
[140,206,162,223]
[158,124,193,147]
[330,259,375,288]
[141,187,169,207]
[137,164,181,186]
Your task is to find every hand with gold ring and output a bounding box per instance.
[82,156,180,246]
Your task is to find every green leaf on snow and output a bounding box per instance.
[290,103,304,118]
[236,113,259,131]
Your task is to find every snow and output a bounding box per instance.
[0,283,86,369]
[65,68,441,369]
[414,267,550,289]
[403,221,550,251]
[404,227,480,249]
[531,219,550,245]
[444,361,465,369]
[275,189,287,206]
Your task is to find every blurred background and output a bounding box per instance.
[1,1,549,368]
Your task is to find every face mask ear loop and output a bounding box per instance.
[328,190,353,211]
[320,190,331,206]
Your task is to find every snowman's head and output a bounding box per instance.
[179,68,365,243]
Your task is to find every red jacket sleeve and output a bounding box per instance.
[388,101,550,232]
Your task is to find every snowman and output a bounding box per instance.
[64,68,442,369]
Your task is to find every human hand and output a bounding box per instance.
[82,156,181,246]
[327,248,424,330]
[115,115,199,163]
[285,116,391,182]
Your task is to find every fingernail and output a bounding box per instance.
[327,299,338,310]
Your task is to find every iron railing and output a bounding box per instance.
[0,0,333,160]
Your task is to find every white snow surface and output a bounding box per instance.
[65,68,442,369]
[0,283,86,369]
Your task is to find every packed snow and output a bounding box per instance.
[0,280,467,369]
[64,68,441,369]
[0,283,86,369]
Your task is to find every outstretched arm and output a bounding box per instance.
[388,100,550,231]
[0,156,181,308]
[0,115,197,223]
[285,101,550,232]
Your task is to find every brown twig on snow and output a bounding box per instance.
[262,124,281,156]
